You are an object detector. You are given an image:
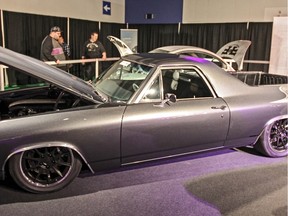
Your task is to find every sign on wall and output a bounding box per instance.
[103,1,111,15]
[269,17,288,76]
[120,29,138,53]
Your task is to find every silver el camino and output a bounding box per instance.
[0,47,287,193]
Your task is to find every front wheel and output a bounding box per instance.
[255,119,288,157]
[9,147,82,193]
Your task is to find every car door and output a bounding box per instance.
[121,67,230,164]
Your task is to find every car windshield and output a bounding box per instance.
[94,60,153,102]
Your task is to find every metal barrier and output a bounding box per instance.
[45,57,120,78]
[0,57,278,91]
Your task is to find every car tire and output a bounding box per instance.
[9,147,82,193]
[255,119,288,157]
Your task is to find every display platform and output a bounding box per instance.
[0,147,286,216]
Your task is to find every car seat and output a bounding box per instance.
[170,71,179,90]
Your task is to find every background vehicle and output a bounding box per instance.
[107,35,252,71]
[108,35,288,86]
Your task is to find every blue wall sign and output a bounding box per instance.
[103,1,111,15]
[125,0,183,24]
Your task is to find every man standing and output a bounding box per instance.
[40,26,66,70]
[81,32,106,81]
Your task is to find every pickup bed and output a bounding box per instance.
[232,71,288,86]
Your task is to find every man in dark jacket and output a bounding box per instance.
[40,26,66,70]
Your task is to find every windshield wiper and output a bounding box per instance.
[85,80,107,103]
[94,89,108,103]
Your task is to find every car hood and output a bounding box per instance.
[216,40,251,71]
[0,46,103,104]
[107,35,134,57]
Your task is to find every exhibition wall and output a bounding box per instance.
[0,0,286,24]
[125,0,183,24]
[182,0,287,23]
[125,0,287,24]
[0,0,125,23]
[269,17,288,76]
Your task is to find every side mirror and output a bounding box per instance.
[165,93,176,103]
[154,93,177,108]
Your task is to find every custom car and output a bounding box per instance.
[0,46,287,193]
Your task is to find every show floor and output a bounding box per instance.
[0,147,287,216]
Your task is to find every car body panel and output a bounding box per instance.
[121,98,230,163]
[0,104,125,172]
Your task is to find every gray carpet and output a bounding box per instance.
[0,147,287,216]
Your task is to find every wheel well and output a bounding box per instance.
[264,116,288,129]
[4,145,93,180]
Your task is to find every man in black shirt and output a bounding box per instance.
[81,32,107,81]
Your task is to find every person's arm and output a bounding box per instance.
[98,41,106,60]
[81,42,87,65]
[102,51,107,60]
[81,41,87,59]
[64,43,71,57]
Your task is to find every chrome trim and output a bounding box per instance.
[121,146,224,166]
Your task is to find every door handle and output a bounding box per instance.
[211,105,226,110]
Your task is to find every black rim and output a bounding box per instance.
[269,119,288,152]
[20,147,73,186]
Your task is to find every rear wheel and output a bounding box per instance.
[255,119,288,157]
[9,147,82,193]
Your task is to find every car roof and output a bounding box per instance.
[150,45,212,54]
[149,46,234,71]
[122,53,212,67]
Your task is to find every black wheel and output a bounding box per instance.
[9,147,82,193]
[255,119,288,157]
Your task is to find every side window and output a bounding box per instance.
[161,68,213,99]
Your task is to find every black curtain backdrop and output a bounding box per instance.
[3,11,67,58]
[0,10,273,84]
[246,22,272,72]
[131,22,272,72]
[179,23,249,52]
[100,22,126,73]
[129,24,180,52]
[3,11,67,85]
[69,18,99,77]
[69,18,99,60]
[68,19,125,77]
[100,22,126,58]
